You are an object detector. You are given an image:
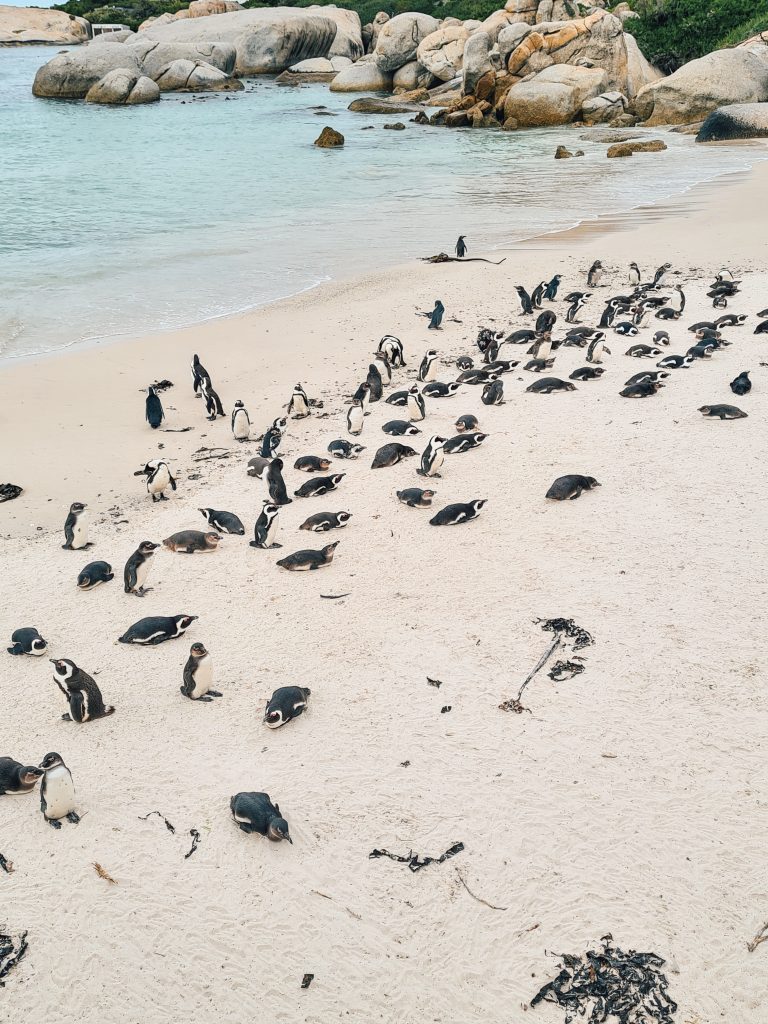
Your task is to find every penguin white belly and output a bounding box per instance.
[423,362,437,382]
[265,517,279,547]
[191,654,213,698]
[233,411,250,440]
[293,398,308,416]
[72,514,89,549]
[43,767,75,819]
[347,407,363,434]
[430,451,444,476]
[149,467,170,495]
[407,397,424,421]
[134,558,153,590]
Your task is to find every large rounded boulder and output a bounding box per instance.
[329,57,392,92]
[154,58,244,91]
[416,25,469,83]
[85,69,161,105]
[374,12,440,73]
[306,5,363,61]
[126,38,237,77]
[504,64,607,125]
[697,103,768,142]
[32,44,143,99]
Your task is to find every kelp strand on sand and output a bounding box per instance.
[369,842,464,872]
[500,618,594,714]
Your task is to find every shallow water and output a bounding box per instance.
[0,46,764,360]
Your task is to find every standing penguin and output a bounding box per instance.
[628,262,641,286]
[407,384,426,422]
[378,335,405,368]
[418,350,439,383]
[39,752,80,829]
[62,502,91,550]
[587,260,604,288]
[266,458,292,506]
[566,294,590,324]
[455,236,467,259]
[288,383,311,419]
[231,401,251,441]
[417,435,446,479]
[134,460,177,502]
[181,643,221,702]
[352,380,371,416]
[260,426,282,458]
[230,792,291,842]
[202,378,224,421]
[251,501,281,549]
[145,386,165,430]
[124,540,159,597]
[50,658,115,723]
[515,286,534,315]
[543,275,561,301]
[190,354,209,396]
[425,301,445,330]
[347,399,365,436]
[482,379,504,406]
[366,364,383,402]
[372,352,392,385]
[586,336,610,364]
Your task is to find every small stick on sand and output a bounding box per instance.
[455,869,507,911]
[320,593,351,600]
[747,922,768,952]
[310,890,362,920]
[421,253,507,265]
[93,863,118,885]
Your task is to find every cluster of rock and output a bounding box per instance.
[0,4,89,46]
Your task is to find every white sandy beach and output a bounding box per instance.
[1,157,768,1023]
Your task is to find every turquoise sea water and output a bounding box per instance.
[0,45,764,360]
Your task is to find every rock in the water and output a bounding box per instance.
[697,102,768,142]
[312,5,363,61]
[373,12,440,73]
[288,57,336,73]
[635,49,768,126]
[606,138,667,157]
[347,96,418,113]
[383,121,405,130]
[504,64,607,126]
[554,145,583,158]
[85,69,161,105]
[128,38,237,77]
[0,4,89,45]
[392,60,433,91]
[32,44,143,99]
[417,25,468,83]
[330,58,393,92]
[314,125,344,147]
[155,58,243,91]
[581,90,627,124]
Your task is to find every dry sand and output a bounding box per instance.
[1,158,768,1024]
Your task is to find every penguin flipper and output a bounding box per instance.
[7,644,22,656]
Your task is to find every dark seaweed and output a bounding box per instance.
[184,829,201,859]
[536,618,594,651]
[301,973,314,989]
[138,811,176,834]
[369,842,464,873]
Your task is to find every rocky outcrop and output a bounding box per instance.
[154,57,244,91]
[139,1,241,30]
[307,5,363,61]
[32,44,143,99]
[623,32,661,98]
[581,90,627,124]
[314,125,344,147]
[126,38,237,77]
[347,96,421,113]
[85,69,160,104]
[392,61,433,91]
[373,12,440,73]
[417,25,469,82]
[606,139,667,157]
[504,64,607,125]
[329,56,392,92]
[635,49,768,125]
[139,8,339,75]
[0,5,89,46]
[697,103,768,143]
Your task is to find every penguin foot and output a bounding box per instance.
[136,587,154,597]
[62,543,72,550]
[159,494,169,501]
[47,818,62,830]
[66,811,80,824]
[270,543,283,549]
[197,696,214,702]
[62,713,72,721]
[208,690,223,697]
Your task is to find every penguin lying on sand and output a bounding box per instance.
[199,508,245,535]
[230,792,291,842]
[429,500,486,526]
[118,614,197,646]
[276,543,338,571]
[264,686,310,728]
[77,561,114,590]
[0,757,43,795]
[7,627,47,656]
[545,475,601,501]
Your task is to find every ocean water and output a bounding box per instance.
[0,46,764,361]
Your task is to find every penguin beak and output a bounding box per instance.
[285,834,293,845]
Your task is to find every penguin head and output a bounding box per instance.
[264,707,284,729]
[30,637,47,653]
[408,385,419,395]
[350,444,366,456]
[336,512,352,525]
[322,542,339,559]
[204,533,222,547]
[583,478,601,490]
[190,642,208,659]
[70,502,87,514]
[20,766,44,785]
[330,474,345,486]
[39,752,64,771]
[138,541,159,555]
[50,658,76,681]
[267,817,292,843]
[234,400,244,410]
[177,616,198,629]
[263,502,279,516]
[472,500,488,512]
[271,417,288,434]
[425,349,438,360]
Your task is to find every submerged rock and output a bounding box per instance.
[347,96,420,113]
[383,121,405,130]
[606,139,667,157]
[697,102,768,142]
[314,125,344,147]
[554,145,583,158]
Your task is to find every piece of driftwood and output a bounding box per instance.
[421,253,507,265]
[455,869,507,911]
[747,921,768,952]
[93,862,117,884]
[320,593,351,600]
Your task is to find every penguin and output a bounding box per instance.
[300,511,352,532]
[456,356,474,371]
[455,414,479,433]
[626,344,663,358]
[199,508,245,535]
[426,300,445,330]
[76,561,113,590]
[0,758,43,795]
[418,350,439,383]
[264,686,310,728]
[730,372,751,396]
[135,460,177,502]
[429,500,486,526]
[353,379,372,413]
[687,342,717,360]
[190,354,209,396]
[715,314,747,328]
[754,320,768,335]
[294,473,345,496]
[422,381,461,398]
[565,294,589,324]
[181,643,221,702]
[687,321,719,334]
[378,335,405,368]
[407,385,426,422]
[443,432,487,454]
[504,329,537,345]
[230,792,291,842]
[599,303,618,329]
[545,475,601,501]
[39,752,80,829]
[716,267,735,283]
[524,358,555,373]
[293,456,330,474]
[657,354,693,369]
[530,281,547,308]
[455,236,467,259]
[124,540,159,596]
[625,370,670,386]
[231,401,250,441]
[202,378,224,421]
[620,381,663,398]
[485,360,518,374]
[698,404,747,420]
[260,427,282,458]
[50,658,115,723]
[526,377,576,394]
[350,391,368,432]
[371,444,417,469]
[647,262,672,288]
[163,530,221,554]
[272,413,289,435]
[145,386,164,430]
[383,420,421,436]
[535,310,556,336]
[7,627,47,657]
[614,322,639,337]
[247,456,272,480]
[371,352,392,386]
[587,260,604,288]
[628,263,641,286]
[528,336,552,359]
[397,488,435,508]
[515,286,534,315]
[276,543,338,571]
[458,369,496,385]
[653,330,670,347]
[586,336,610,364]
[267,457,292,506]
[328,439,365,460]
[251,502,281,549]
[366,364,383,402]
[417,435,446,478]
[481,380,504,405]
[118,614,197,645]
[62,502,91,550]
[570,366,605,381]
[758,309,768,318]
[288,383,311,419]
[543,275,561,301]
[385,389,408,407]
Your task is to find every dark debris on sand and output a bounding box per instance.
[536,617,595,651]
[0,932,28,986]
[369,842,464,872]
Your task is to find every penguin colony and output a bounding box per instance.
[3,263,763,842]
